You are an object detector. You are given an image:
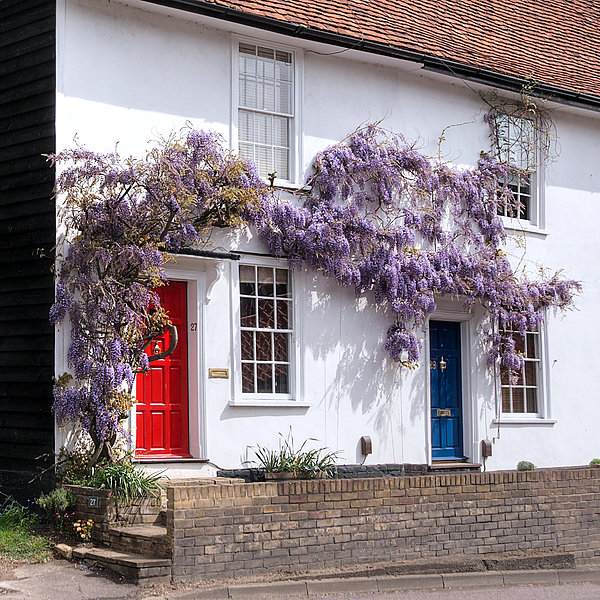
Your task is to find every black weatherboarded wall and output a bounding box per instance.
[0,0,56,500]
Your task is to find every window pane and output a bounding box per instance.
[256,145,271,178]
[239,142,254,163]
[275,364,289,394]
[239,110,254,142]
[274,332,289,362]
[257,267,274,296]
[276,269,290,297]
[239,43,256,56]
[526,333,538,358]
[512,388,525,413]
[256,363,273,393]
[514,334,525,354]
[256,331,272,361]
[277,300,290,329]
[524,361,537,386]
[258,299,275,328]
[241,331,254,361]
[240,265,256,295]
[502,387,511,412]
[240,297,256,328]
[255,113,273,145]
[239,76,257,109]
[242,363,255,393]
[275,82,292,114]
[526,388,538,413]
[274,148,289,181]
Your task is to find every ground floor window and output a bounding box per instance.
[239,264,293,395]
[500,327,542,415]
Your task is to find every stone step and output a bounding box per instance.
[108,523,170,558]
[429,462,482,472]
[73,546,171,586]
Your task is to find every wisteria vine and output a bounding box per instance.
[50,125,580,464]
[248,125,579,368]
[50,130,269,463]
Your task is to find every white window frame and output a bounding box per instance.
[494,113,547,234]
[231,34,304,188]
[230,256,306,407]
[494,318,554,425]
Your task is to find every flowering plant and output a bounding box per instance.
[71,519,94,542]
[249,125,579,369]
[50,130,268,466]
[50,124,579,468]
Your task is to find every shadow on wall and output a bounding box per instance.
[301,271,427,458]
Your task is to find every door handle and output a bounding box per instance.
[439,356,447,372]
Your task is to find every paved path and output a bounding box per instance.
[0,560,138,600]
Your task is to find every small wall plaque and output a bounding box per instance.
[209,368,229,379]
[87,496,100,509]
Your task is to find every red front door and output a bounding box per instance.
[136,281,190,458]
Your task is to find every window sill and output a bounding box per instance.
[229,398,311,408]
[271,180,306,192]
[501,217,549,237]
[492,418,557,426]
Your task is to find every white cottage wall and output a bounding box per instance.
[55,0,600,472]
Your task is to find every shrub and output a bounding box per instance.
[36,488,75,521]
[517,460,536,471]
[590,458,600,466]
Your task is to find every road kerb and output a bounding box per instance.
[558,568,600,584]
[442,572,504,588]
[307,576,378,596]
[377,573,444,591]
[229,581,308,598]
[502,569,560,586]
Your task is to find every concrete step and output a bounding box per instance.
[73,546,171,586]
[108,523,170,558]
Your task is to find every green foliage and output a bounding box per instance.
[83,462,164,503]
[36,488,75,519]
[590,458,600,466]
[517,460,536,471]
[250,433,340,478]
[0,494,52,562]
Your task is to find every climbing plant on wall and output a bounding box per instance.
[50,130,269,464]
[50,125,579,466]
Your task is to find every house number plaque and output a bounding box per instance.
[436,409,452,417]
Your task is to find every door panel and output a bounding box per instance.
[136,281,191,458]
[430,320,464,460]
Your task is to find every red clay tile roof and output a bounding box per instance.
[203,0,600,102]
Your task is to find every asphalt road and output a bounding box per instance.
[302,584,600,600]
[2,560,600,600]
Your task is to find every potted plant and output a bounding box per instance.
[249,433,340,480]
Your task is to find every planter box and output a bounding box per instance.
[264,471,327,480]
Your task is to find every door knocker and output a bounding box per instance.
[439,356,447,372]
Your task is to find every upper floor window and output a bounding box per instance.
[492,113,544,228]
[237,43,294,182]
[500,326,542,415]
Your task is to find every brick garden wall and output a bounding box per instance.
[167,467,600,582]
[65,484,163,544]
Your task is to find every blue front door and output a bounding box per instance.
[430,320,464,460]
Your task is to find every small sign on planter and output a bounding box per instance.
[87,496,100,509]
